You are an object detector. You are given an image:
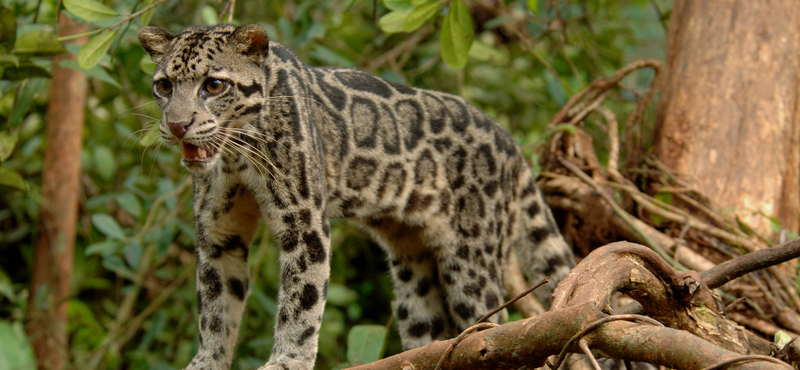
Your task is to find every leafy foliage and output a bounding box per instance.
[0,0,669,369]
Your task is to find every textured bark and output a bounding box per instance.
[27,15,88,370]
[654,0,800,234]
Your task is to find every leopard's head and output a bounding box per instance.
[139,24,269,173]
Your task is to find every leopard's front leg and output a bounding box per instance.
[186,174,260,370]
[258,189,331,370]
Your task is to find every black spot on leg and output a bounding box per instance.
[442,272,454,284]
[300,283,319,310]
[304,231,327,263]
[484,292,499,310]
[456,245,470,260]
[544,253,571,276]
[297,326,316,345]
[281,230,299,252]
[529,227,553,244]
[463,283,482,298]
[228,277,248,301]
[397,304,409,320]
[201,316,208,330]
[454,303,475,320]
[199,264,223,301]
[407,322,429,337]
[430,317,445,338]
[277,308,289,328]
[416,278,432,296]
[488,264,498,281]
[527,202,541,218]
[209,315,223,333]
[299,209,312,226]
[397,268,413,282]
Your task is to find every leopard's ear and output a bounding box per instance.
[138,26,176,65]
[230,24,270,64]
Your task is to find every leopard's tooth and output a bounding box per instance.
[198,147,208,158]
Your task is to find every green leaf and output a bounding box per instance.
[78,31,116,69]
[59,59,121,88]
[0,166,25,191]
[139,310,166,350]
[85,240,122,256]
[527,0,539,13]
[102,255,136,280]
[63,0,119,21]
[0,130,18,161]
[440,0,474,69]
[378,9,412,34]
[157,178,177,210]
[139,55,156,74]
[140,0,156,26]
[201,5,219,25]
[12,29,64,56]
[93,144,117,181]
[124,242,143,268]
[326,284,359,306]
[0,321,36,370]
[308,45,355,68]
[346,325,387,365]
[9,78,46,127]
[0,53,19,67]
[116,192,142,218]
[0,5,16,51]
[775,331,792,348]
[91,213,126,241]
[404,0,440,32]
[154,224,175,255]
[1,63,51,80]
[468,39,507,64]
[383,0,414,11]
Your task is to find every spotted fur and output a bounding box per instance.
[139,24,574,370]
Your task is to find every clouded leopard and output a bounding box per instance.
[138,23,574,370]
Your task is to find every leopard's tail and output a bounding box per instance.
[511,170,575,307]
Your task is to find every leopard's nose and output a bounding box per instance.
[167,118,194,138]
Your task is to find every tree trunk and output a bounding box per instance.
[27,15,88,370]
[654,0,800,236]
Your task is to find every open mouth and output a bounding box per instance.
[179,140,217,163]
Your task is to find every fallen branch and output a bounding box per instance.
[702,238,800,289]
[346,242,795,369]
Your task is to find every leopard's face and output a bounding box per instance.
[140,25,269,173]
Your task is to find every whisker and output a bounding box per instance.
[222,138,277,179]
[119,100,158,113]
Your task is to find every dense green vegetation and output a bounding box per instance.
[0,0,669,369]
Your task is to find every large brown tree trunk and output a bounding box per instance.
[27,15,88,370]
[654,0,800,236]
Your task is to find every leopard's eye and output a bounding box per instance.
[156,79,173,95]
[204,79,226,94]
